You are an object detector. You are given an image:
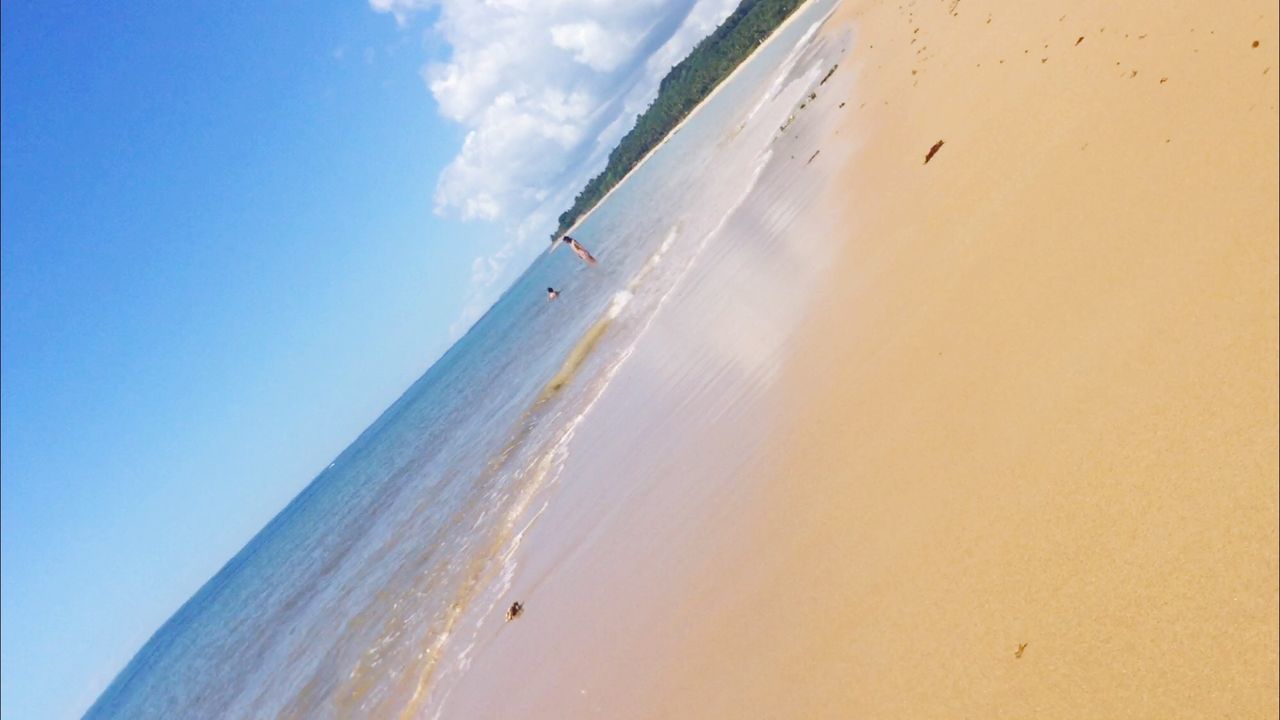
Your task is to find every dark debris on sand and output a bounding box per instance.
[924,140,945,164]
[506,601,524,621]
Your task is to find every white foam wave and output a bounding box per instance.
[607,291,633,319]
[742,12,836,127]
[627,225,680,291]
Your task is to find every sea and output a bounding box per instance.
[85,1,849,716]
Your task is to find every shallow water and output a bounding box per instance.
[84,2,848,717]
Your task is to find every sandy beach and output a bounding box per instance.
[435,0,1278,717]
[669,0,1280,716]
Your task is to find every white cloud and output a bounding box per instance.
[368,0,432,27]
[550,21,638,72]
[372,0,740,224]
[371,0,742,336]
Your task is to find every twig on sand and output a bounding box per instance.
[1014,642,1028,658]
[924,139,945,164]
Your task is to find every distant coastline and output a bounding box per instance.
[551,0,808,242]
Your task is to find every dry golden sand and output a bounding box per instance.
[662,0,1280,717]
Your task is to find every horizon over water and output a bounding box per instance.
[84,1,846,716]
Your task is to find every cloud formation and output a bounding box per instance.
[373,0,740,223]
[372,0,741,337]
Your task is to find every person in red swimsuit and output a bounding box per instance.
[559,235,597,265]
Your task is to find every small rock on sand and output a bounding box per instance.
[506,601,524,621]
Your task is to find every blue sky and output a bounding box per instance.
[0,0,738,717]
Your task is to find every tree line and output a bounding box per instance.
[551,0,806,240]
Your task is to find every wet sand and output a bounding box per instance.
[437,0,1278,716]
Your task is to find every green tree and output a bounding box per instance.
[551,0,805,240]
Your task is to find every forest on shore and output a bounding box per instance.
[551,0,806,240]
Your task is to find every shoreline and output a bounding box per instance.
[553,0,823,245]
[431,0,1277,715]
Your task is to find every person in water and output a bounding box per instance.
[546,287,560,301]
[559,235,597,265]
